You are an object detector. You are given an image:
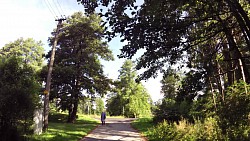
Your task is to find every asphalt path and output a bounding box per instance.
[80,118,146,141]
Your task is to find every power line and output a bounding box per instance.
[43,0,55,19]
[56,0,65,16]
[44,0,67,20]
[44,0,58,19]
[52,0,63,17]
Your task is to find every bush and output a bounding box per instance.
[217,81,250,140]
[153,99,181,123]
[0,57,41,141]
[148,120,178,141]
[181,118,223,141]
[148,118,224,141]
[153,98,194,124]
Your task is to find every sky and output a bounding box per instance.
[0,0,163,102]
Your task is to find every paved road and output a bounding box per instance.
[80,118,146,141]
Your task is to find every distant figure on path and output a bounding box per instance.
[101,111,106,125]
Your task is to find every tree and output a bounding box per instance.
[0,37,45,71]
[160,69,180,99]
[78,0,250,82]
[107,60,151,117]
[46,12,114,123]
[0,57,41,141]
[217,81,250,138]
[0,38,44,140]
[106,93,123,116]
[95,97,105,115]
[127,83,151,118]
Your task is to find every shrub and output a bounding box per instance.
[0,57,41,140]
[148,118,224,141]
[153,99,181,123]
[148,120,178,141]
[180,118,223,141]
[217,81,250,140]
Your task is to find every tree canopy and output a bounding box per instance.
[106,60,151,117]
[0,38,43,140]
[78,0,250,82]
[0,37,44,71]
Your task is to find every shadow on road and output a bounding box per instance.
[81,118,145,141]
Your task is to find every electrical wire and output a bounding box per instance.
[44,0,58,19]
[56,0,65,17]
[52,0,63,17]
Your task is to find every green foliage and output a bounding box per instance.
[148,120,178,141]
[153,99,179,123]
[106,60,151,118]
[79,0,250,83]
[180,118,224,141]
[189,95,213,121]
[176,70,205,103]
[145,118,225,141]
[95,97,104,115]
[127,83,152,118]
[152,81,250,140]
[0,57,41,140]
[160,68,180,99]
[154,98,193,123]
[0,37,45,71]
[217,81,250,140]
[106,93,123,116]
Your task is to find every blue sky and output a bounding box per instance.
[0,0,163,102]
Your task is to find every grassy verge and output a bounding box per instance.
[131,117,154,139]
[29,112,99,141]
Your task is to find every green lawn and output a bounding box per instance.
[29,112,99,141]
[131,117,154,139]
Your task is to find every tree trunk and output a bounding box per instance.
[67,94,78,123]
[227,0,250,32]
[222,43,234,86]
[218,15,250,83]
[67,104,73,123]
[226,1,250,49]
[67,79,80,123]
[68,100,78,123]
[216,61,225,102]
[208,77,217,111]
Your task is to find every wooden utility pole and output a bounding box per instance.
[43,18,66,131]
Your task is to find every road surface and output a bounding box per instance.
[80,118,146,141]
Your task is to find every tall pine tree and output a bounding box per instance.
[46,12,113,123]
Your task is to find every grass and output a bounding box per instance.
[131,117,155,138]
[28,112,99,141]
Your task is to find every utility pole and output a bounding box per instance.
[43,18,66,131]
